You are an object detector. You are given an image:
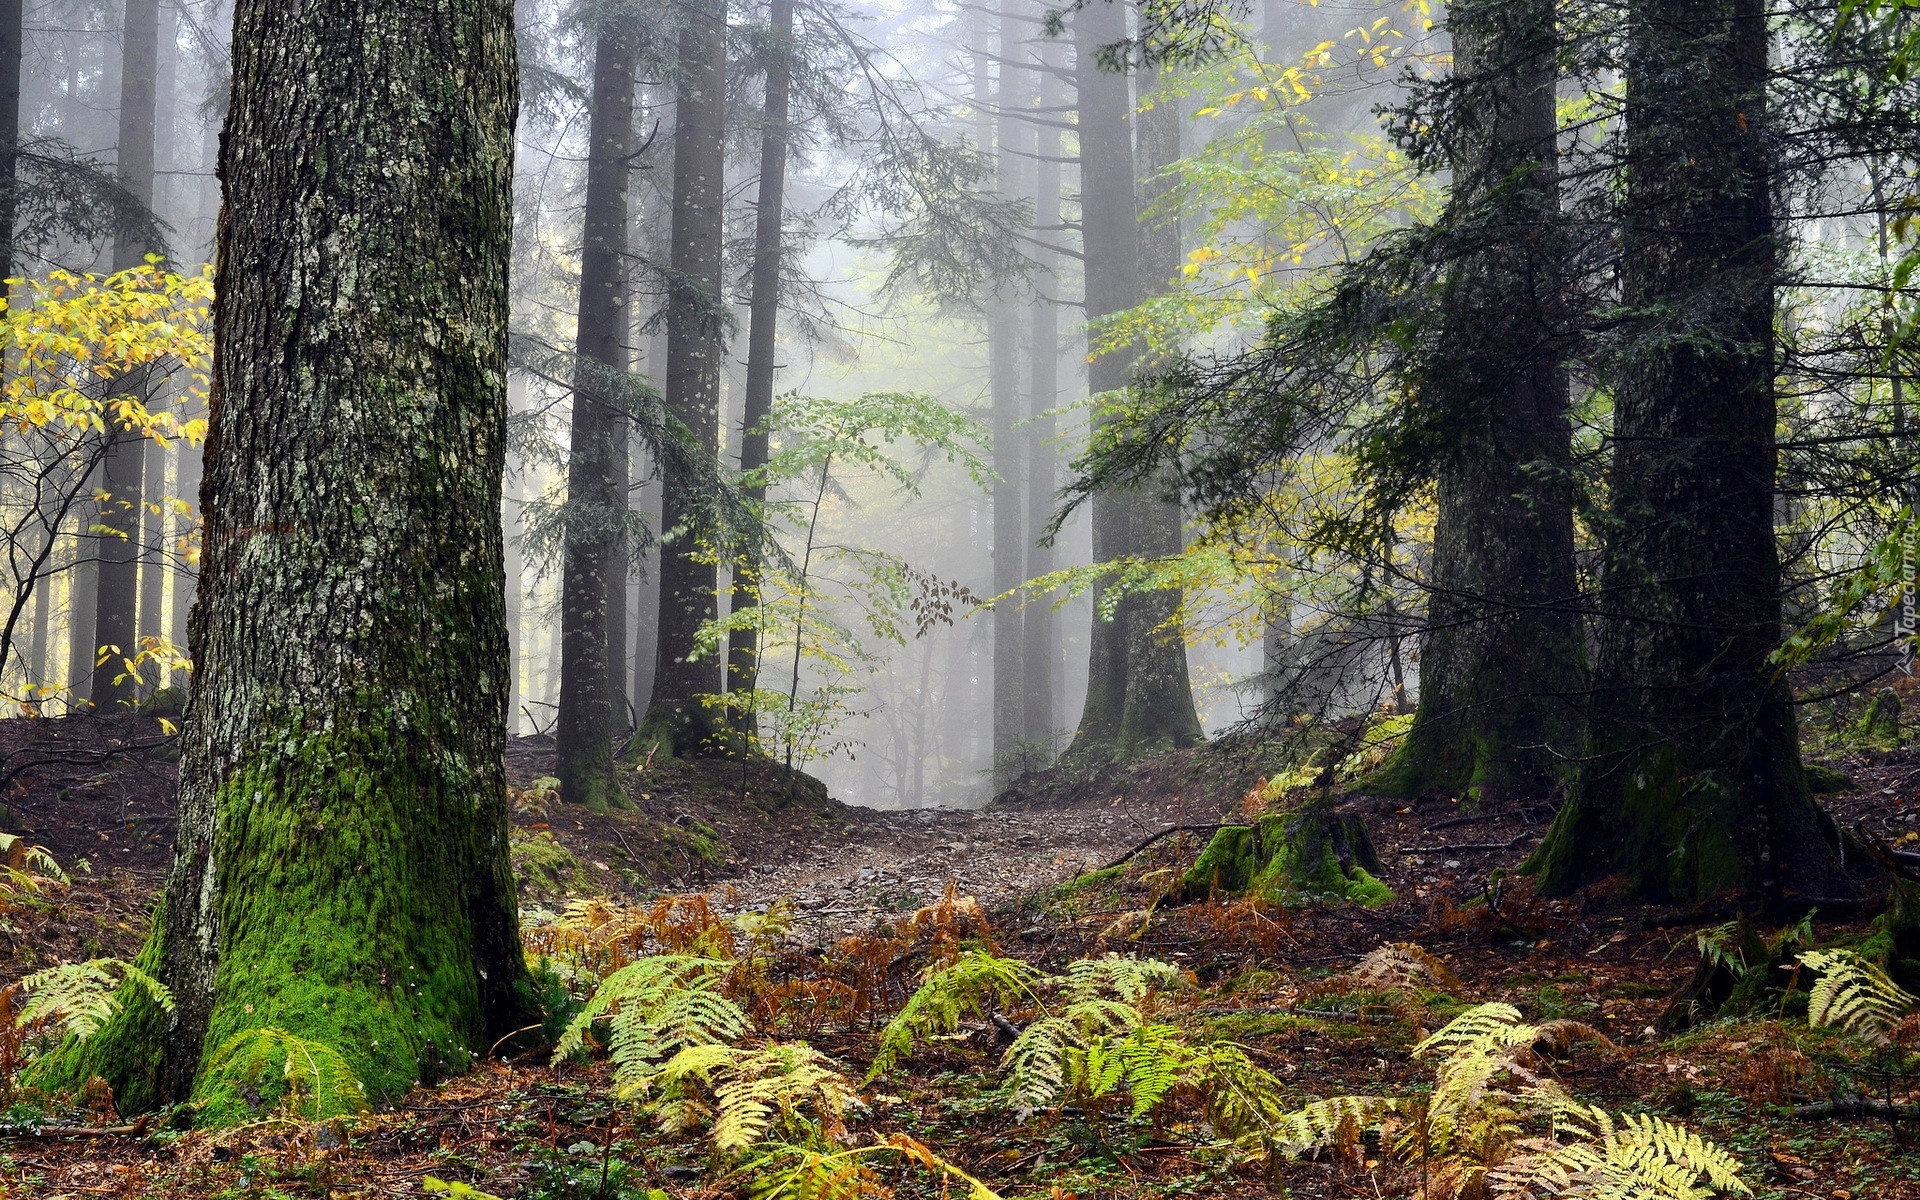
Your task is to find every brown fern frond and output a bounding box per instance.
[1344,942,1465,992]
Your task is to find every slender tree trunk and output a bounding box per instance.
[1023,27,1062,749]
[1115,55,1204,757]
[63,0,530,1117]
[91,0,162,709]
[1368,0,1581,805]
[644,0,727,754]
[0,0,20,285]
[1529,0,1850,906]
[728,0,793,738]
[555,23,637,811]
[1065,0,1138,761]
[505,377,527,736]
[989,0,1025,783]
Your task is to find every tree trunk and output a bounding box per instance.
[1115,55,1204,758]
[1528,0,1850,906]
[1367,0,1582,805]
[91,0,162,710]
[555,23,637,811]
[990,0,1025,783]
[1065,0,1138,762]
[643,0,727,755]
[728,0,793,739]
[0,0,20,284]
[1023,31,1062,751]
[60,0,531,1118]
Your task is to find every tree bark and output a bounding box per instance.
[1115,54,1204,758]
[728,0,793,738]
[90,0,162,709]
[555,23,637,811]
[643,0,727,755]
[62,0,531,1117]
[1065,0,1137,762]
[1529,0,1850,906]
[0,0,20,284]
[1367,0,1581,805]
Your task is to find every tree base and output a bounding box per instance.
[1178,801,1393,907]
[636,696,732,760]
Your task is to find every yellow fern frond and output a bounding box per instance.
[1801,948,1917,1036]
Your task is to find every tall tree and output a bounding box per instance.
[1022,26,1062,749]
[1065,0,1138,761]
[1367,0,1583,804]
[90,0,163,709]
[555,17,638,811]
[66,0,531,1116]
[728,0,794,727]
[1529,0,1851,904]
[990,1,1025,779]
[1117,51,1204,756]
[643,0,727,753]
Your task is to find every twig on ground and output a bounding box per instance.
[1097,824,1226,872]
[1397,834,1531,855]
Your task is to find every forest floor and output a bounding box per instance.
[2,713,1919,1199]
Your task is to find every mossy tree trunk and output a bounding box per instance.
[643,0,728,755]
[1527,0,1850,906]
[1369,0,1581,805]
[556,21,638,812]
[77,0,532,1118]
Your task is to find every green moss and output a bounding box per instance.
[1848,688,1903,749]
[1180,804,1393,908]
[1803,762,1855,793]
[511,830,595,902]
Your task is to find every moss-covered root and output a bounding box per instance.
[1850,688,1903,750]
[1180,802,1394,908]
[1864,875,1920,994]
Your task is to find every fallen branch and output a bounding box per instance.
[1397,833,1531,855]
[1097,824,1226,872]
[0,1115,151,1140]
[1792,1095,1920,1121]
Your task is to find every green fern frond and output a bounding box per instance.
[868,950,1043,1079]
[1001,1015,1078,1110]
[205,1027,369,1120]
[1188,1042,1294,1143]
[711,1042,858,1152]
[1113,1023,1188,1117]
[1264,1094,1393,1158]
[1056,954,1182,1004]
[16,958,173,1040]
[555,954,743,1070]
[1801,948,1917,1036]
[1414,1002,1528,1059]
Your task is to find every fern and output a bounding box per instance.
[16,958,173,1040]
[709,1042,859,1151]
[1261,1003,1744,1199]
[205,1027,369,1120]
[1057,954,1183,1004]
[1343,942,1463,992]
[745,1134,1003,1200]
[1800,948,1917,1037]
[555,954,743,1069]
[867,950,1042,1079]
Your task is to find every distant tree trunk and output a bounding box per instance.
[728,0,793,737]
[91,0,162,709]
[1529,0,1850,906]
[1022,40,1061,749]
[1066,0,1137,762]
[990,0,1025,783]
[1116,56,1204,758]
[1368,0,1581,805]
[555,22,637,811]
[643,0,727,755]
[505,378,528,735]
[64,0,531,1117]
[0,0,20,283]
